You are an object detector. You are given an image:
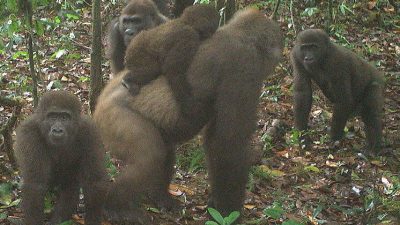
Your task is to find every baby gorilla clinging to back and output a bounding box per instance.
[121,4,219,98]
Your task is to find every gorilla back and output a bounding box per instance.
[93,7,283,223]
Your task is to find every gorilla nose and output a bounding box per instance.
[125,29,135,36]
[121,78,130,89]
[51,127,65,136]
[304,57,314,63]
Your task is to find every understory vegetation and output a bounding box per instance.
[1,0,399,224]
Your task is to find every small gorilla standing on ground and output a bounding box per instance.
[121,4,219,96]
[291,29,384,154]
[94,7,282,223]
[107,0,168,75]
[14,91,108,225]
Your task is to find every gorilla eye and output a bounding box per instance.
[46,112,71,121]
[60,113,71,121]
[123,16,143,24]
[47,112,58,120]
[301,44,318,50]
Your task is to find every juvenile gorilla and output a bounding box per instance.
[107,0,168,75]
[121,4,219,96]
[291,29,384,154]
[94,8,282,223]
[15,91,107,225]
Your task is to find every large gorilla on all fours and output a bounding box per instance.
[14,91,108,225]
[291,29,384,155]
[94,7,283,223]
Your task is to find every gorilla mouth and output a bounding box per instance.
[49,135,68,146]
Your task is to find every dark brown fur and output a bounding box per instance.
[94,8,282,223]
[107,0,168,75]
[121,4,219,97]
[14,91,107,225]
[173,0,195,17]
[184,8,283,215]
[291,29,384,154]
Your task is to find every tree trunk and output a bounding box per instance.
[272,0,281,21]
[23,0,39,107]
[89,0,103,113]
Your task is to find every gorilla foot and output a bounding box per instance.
[148,193,182,212]
[105,207,150,225]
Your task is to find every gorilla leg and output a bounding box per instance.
[361,82,383,153]
[21,182,47,225]
[203,82,256,216]
[331,103,352,141]
[103,108,178,216]
[148,142,177,210]
[49,182,79,225]
[204,119,251,216]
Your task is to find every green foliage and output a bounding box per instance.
[338,2,354,15]
[0,0,82,53]
[44,192,56,213]
[105,152,119,178]
[12,50,28,60]
[250,166,272,182]
[58,220,75,225]
[206,208,240,225]
[51,49,68,59]
[249,0,273,10]
[263,202,304,225]
[195,0,210,4]
[301,7,320,17]
[260,84,283,102]
[176,145,205,173]
[263,204,284,219]
[0,182,18,207]
[260,132,273,153]
[287,129,302,147]
[282,220,304,225]
[303,165,320,173]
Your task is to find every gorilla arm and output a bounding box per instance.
[292,58,313,132]
[108,18,127,75]
[14,119,52,225]
[78,118,108,224]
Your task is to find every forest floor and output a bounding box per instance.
[1,0,399,225]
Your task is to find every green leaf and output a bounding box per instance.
[205,222,219,225]
[58,220,74,225]
[263,206,284,220]
[282,219,303,225]
[0,183,13,206]
[52,49,67,59]
[199,0,210,4]
[54,16,61,24]
[301,7,319,17]
[208,208,224,224]
[147,207,161,213]
[224,211,240,225]
[6,0,17,12]
[65,13,79,21]
[35,20,45,36]
[313,205,323,218]
[0,212,7,219]
[304,165,320,173]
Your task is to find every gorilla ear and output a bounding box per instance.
[156,13,169,24]
[113,21,119,29]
